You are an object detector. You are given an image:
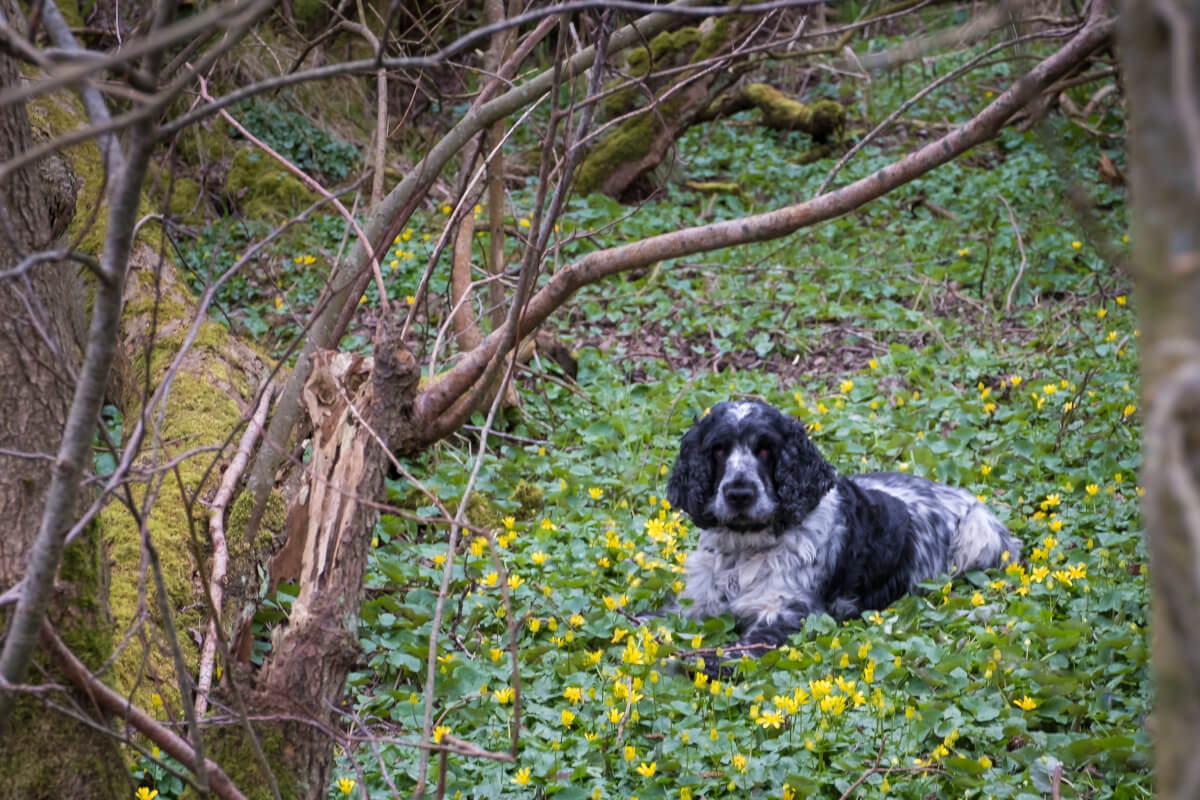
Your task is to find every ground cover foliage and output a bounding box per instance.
[345,132,1141,800]
[146,25,1143,800]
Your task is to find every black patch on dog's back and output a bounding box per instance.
[825,478,918,616]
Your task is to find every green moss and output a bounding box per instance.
[607,26,705,117]
[509,479,544,520]
[586,16,739,194]
[575,111,658,195]
[174,116,235,166]
[183,724,300,800]
[228,489,287,551]
[464,492,503,531]
[0,692,127,795]
[224,146,317,220]
[743,84,845,141]
[106,318,250,709]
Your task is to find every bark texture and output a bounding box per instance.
[0,30,126,796]
[1122,3,1200,797]
[214,321,419,799]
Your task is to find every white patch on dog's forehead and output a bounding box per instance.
[729,402,757,422]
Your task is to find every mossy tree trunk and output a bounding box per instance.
[0,26,128,795]
[1122,4,1200,798]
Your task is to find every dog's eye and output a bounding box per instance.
[714,447,726,459]
[757,447,771,459]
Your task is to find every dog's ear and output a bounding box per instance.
[667,415,712,519]
[775,414,837,525]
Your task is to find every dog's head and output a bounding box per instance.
[667,400,836,533]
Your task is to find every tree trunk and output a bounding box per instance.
[1123,4,1200,799]
[0,31,127,796]
[205,324,419,799]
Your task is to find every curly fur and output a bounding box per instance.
[666,400,1020,647]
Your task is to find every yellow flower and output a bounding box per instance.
[564,686,583,704]
[757,709,784,729]
[978,755,993,769]
[1072,240,1082,250]
[635,762,656,778]
[433,725,450,743]
[303,254,315,265]
[274,296,284,311]
[1010,375,1022,386]
[624,745,636,762]
[1013,695,1038,711]
[151,693,163,708]
[529,618,541,632]
[482,571,498,588]
[530,551,548,565]
[511,767,531,786]
[1116,295,1127,305]
[136,789,159,800]
[1123,403,1136,418]
[680,788,693,800]
[840,380,854,394]
[507,573,524,589]
[406,295,415,305]
[561,709,576,727]
[494,687,514,703]
[732,753,748,771]
[782,785,796,800]
[588,487,604,499]
[971,592,984,607]
[441,204,452,214]
[1096,307,1107,317]
[980,463,992,476]
[519,217,531,228]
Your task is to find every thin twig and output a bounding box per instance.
[194,383,275,717]
[997,194,1029,312]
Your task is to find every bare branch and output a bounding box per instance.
[415,10,1117,438]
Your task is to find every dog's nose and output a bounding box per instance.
[722,483,757,511]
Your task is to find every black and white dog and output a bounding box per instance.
[667,400,1019,648]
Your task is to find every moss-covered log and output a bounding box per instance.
[576,16,739,198]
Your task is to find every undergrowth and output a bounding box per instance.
[150,22,1144,800]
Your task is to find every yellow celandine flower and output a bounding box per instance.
[979,755,993,769]
[564,686,583,704]
[624,745,636,762]
[980,463,992,476]
[508,574,524,589]
[819,695,847,715]
[732,753,748,771]
[588,487,604,499]
[482,571,498,587]
[757,709,785,730]
[519,218,531,228]
[541,518,558,531]
[609,708,622,724]
[1096,307,1107,317]
[406,295,415,305]
[680,788,693,800]
[840,380,854,394]
[1013,695,1038,711]
[710,727,719,741]
[136,788,159,800]
[512,767,531,786]
[1123,403,1136,417]
[494,687,514,703]
[561,709,576,727]
[433,725,450,743]
[1072,240,1083,250]
[635,762,656,777]
[274,297,284,310]
[530,551,548,566]
[971,592,984,606]
[957,247,970,256]
[782,784,796,800]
